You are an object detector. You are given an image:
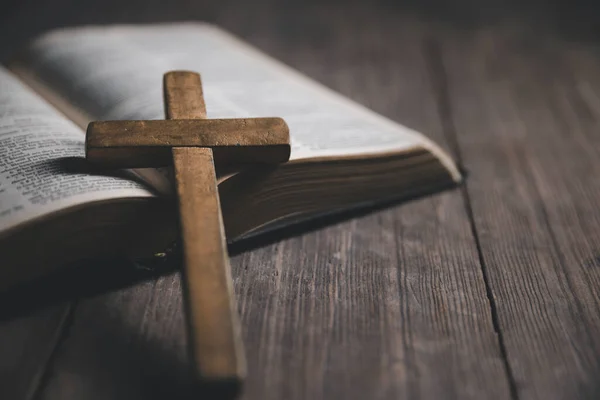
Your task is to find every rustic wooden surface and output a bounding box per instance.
[2,0,600,399]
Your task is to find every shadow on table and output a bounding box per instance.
[0,178,461,323]
[27,274,226,400]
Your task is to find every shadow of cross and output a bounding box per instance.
[85,71,291,399]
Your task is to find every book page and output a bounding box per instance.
[0,67,154,233]
[16,23,459,180]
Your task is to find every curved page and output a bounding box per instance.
[0,68,154,233]
[16,23,460,179]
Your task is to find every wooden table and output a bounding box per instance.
[2,0,600,399]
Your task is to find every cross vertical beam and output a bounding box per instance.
[165,72,245,395]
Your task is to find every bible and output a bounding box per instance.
[0,23,461,290]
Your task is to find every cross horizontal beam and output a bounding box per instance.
[86,118,290,167]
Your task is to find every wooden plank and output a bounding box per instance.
[37,276,197,399]
[438,28,600,398]
[35,8,510,400]
[229,13,510,400]
[236,195,510,400]
[0,306,70,400]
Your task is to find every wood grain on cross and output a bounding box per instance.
[85,71,290,397]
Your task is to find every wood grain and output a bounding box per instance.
[235,14,509,399]
[7,1,600,400]
[86,118,290,167]
[173,147,245,393]
[437,29,600,398]
[0,306,70,400]
[164,71,207,119]
[37,276,196,399]
[166,71,245,394]
[33,8,511,400]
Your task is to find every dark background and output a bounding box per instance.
[3,0,600,62]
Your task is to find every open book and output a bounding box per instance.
[1,23,461,290]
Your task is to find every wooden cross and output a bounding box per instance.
[85,71,290,397]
